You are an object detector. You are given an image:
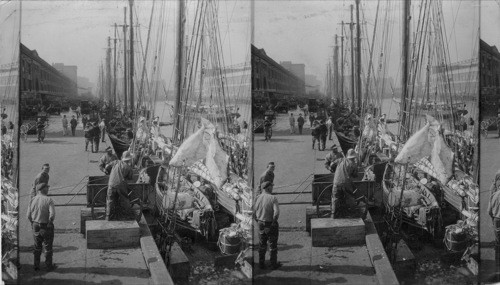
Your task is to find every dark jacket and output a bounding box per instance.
[70,118,78,128]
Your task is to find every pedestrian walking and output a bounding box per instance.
[311,121,320,150]
[92,122,101,153]
[257,162,275,195]
[30,163,50,199]
[70,115,78,136]
[331,149,358,218]
[289,113,295,134]
[84,123,93,152]
[297,114,305,135]
[82,115,88,130]
[27,183,57,271]
[106,151,134,220]
[76,106,81,119]
[61,115,68,136]
[318,120,328,151]
[327,115,334,140]
[488,169,500,267]
[253,181,281,270]
[36,118,45,143]
[99,119,106,142]
[99,146,118,175]
[309,114,315,128]
[263,116,272,142]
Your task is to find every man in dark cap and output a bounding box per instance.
[331,149,358,218]
[27,183,56,271]
[324,145,343,173]
[297,114,305,135]
[84,123,93,151]
[70,115,78,136]
[253,181,280,270]
[92,122,101,153]
[30,164,50,200]
[257,162,275,195]
[99,147,119,175]
[106,151,134,220]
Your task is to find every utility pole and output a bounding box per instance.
[106,37,112,103]
[355,0,362,115]
[113,24,117,107]
[350,4,355,112]
[334,34,339,103]
[129,0,134,116]
[123,7,128,114]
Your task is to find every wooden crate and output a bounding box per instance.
[80,207,106,236]
[311,218,365,247]
[86,220,140,249]
[305,205,331,233]
[168,242,190,282]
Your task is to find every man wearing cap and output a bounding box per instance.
[92,122,101,153]
[82,115,88,131]
[99,147,119,175]
[297,114,305,135]
[253,181,280,270]
[318,120,328,151]
[289,113,295,134]
[106,150,134,220]
[84,123,93,151]
[324,145,343,173]
[30,164,50,200]
[331,148,358,218]
[27,183,56,271]
[257,162,275,195]
[488,169,500,266]
[61,115,68,136]
[70,115,78,136]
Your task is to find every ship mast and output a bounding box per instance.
[173,0,185,143]
[399,0,411,141]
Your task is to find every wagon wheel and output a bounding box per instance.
[316,185,332,218]
[91,186,108,220]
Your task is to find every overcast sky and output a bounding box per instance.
[255,0,479,88]
[20,0,250,88]
[481,0,500,47]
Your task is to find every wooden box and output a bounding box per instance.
[80,207,106,236]
[311,218,365,247]
[168,242,190,282]
[86,220,140,249]
[305,205,331,233]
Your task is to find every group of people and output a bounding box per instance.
[84,120,105,153]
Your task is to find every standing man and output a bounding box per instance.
[92,122,101,153]
[99,146,118,175]
[99,119,106,143]
[327,115,334,140]
[311,121,320,150]
[488,169,500,267]
[61,115,68,136]
[309,113,315,128]
[324,145,343,173]
[253,181,280,270]
[297,114,305,135]
[263,116,272,142]
[289,113,295,134]
[82,115,88,131]
[27,183,56,271]
[331,149,358,218]
[106,151,134,220]
[318,120,328,151]
[257,162,275,195]
[36,118,45,143]
[84,123,93,152]
[70,115,78,136]
[30,164,50,199]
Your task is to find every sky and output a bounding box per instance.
[20,0,250,89]
[481,0,500,47]
[254,0,479,90]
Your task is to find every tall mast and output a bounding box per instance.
[341,22,344,105]
[173,0,185,143]
[123,7,128,114]
[355,0,362,115]
[399,0,410,141]
[129,0,134,115]
[350,5,355,111]
[113,24,117,107]
[106,36,112,103]
[334,34,339,103]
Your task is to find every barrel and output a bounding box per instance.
[217,228,242,255]
[444,225,467,252]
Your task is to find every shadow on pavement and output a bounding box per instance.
[21,277,121,285]
[277,264,375,276]
[277,243,304,251]
[253,275,348,285]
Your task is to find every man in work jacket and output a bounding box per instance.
[106,151,134,220]
[27,183,56,271]
[331,149,358,218]
[253,181,281,270]
[99,146,119,175]
[257,162,275,195]
[324,145,343,173]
